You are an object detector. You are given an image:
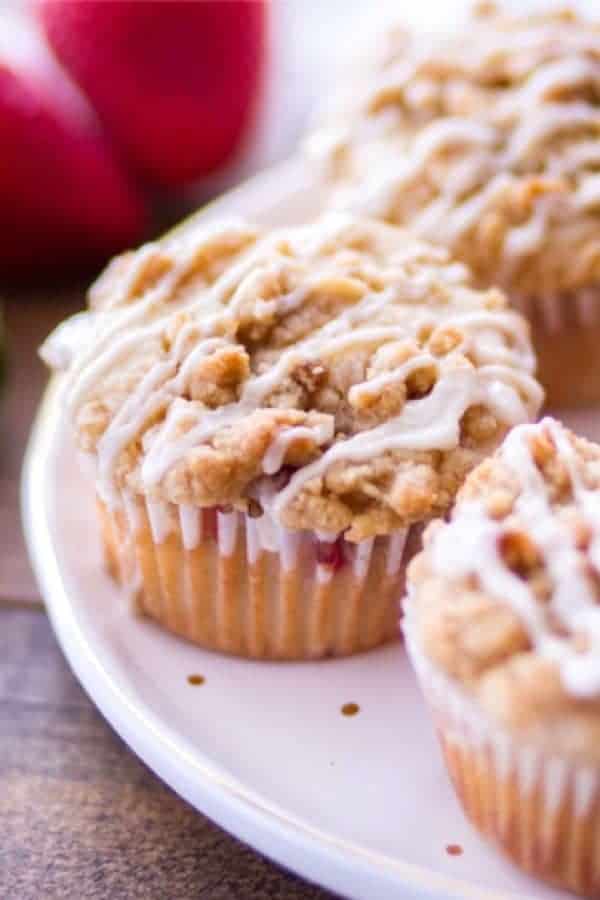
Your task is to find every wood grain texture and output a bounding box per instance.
[1,290,82,602]
[0,294,335,900]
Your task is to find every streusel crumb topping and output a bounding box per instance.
[308,5,600,301]
[408,418,600,757]
[42,214,541,539]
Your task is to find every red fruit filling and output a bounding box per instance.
[202,507,218,542]
[315,537,346,571]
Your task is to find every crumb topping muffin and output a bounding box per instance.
[308,5,600,305]
[408,417,600,763]
[406,417,600,893]
[43,214,542,542]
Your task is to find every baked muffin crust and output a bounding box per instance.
[42,214,541,540]
[408,418,600,763]
[308,4,600,303]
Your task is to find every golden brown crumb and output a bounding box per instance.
[408,420,600,763]
[51,216,540,537]
[310,7,600,301]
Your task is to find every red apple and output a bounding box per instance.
[0,12,148,274]
[37,0,268,189]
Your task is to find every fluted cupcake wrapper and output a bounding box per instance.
[97,491,415,660]
[513,288,600,335]
[404,613,600,897]
[513,288,600,408]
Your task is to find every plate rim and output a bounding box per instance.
[22,161,532,900]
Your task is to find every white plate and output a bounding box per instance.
[23,160,600,900]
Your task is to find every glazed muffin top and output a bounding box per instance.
[407,417,600,762]
[42,214,541,540]
[308,4,600,302]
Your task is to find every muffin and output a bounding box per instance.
[42,213,542,660]
[307,4,600,407]
[405,417,600,895]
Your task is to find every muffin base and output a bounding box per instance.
[98,494,416,660]
[405,618,600,897]
[515,290,600,408]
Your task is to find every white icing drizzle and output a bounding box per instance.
[414,173,514,245]
[429,417,600,699]
[502,198,553,264]
[506,103,600,166]
[513,56,600,108]
[49,215,541,531]
[262,421,335,476]
[313,12,600,291]
[574,173,600,211]
[39,311,94,370]
[348,353,437,406]
[272,365,539,522]
[140,289,537,514]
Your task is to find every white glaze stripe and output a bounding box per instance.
[50,216,540,525]
[429,417,600,699]
[314,13,600,299]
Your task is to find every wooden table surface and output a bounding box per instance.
[0,291,333,900]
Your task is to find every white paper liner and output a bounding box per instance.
[513,287,600,334]
[98,489,415,660]
[403,607,600,896]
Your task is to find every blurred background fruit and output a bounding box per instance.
[0,10,148,275]
[37,0,267,189]
[0,0,410,279]
[0,306,5,399]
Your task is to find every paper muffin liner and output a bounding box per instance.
[513,287,600,334]
[513,288,600,408]
[404,610,600,896]
[97,490,417,660]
